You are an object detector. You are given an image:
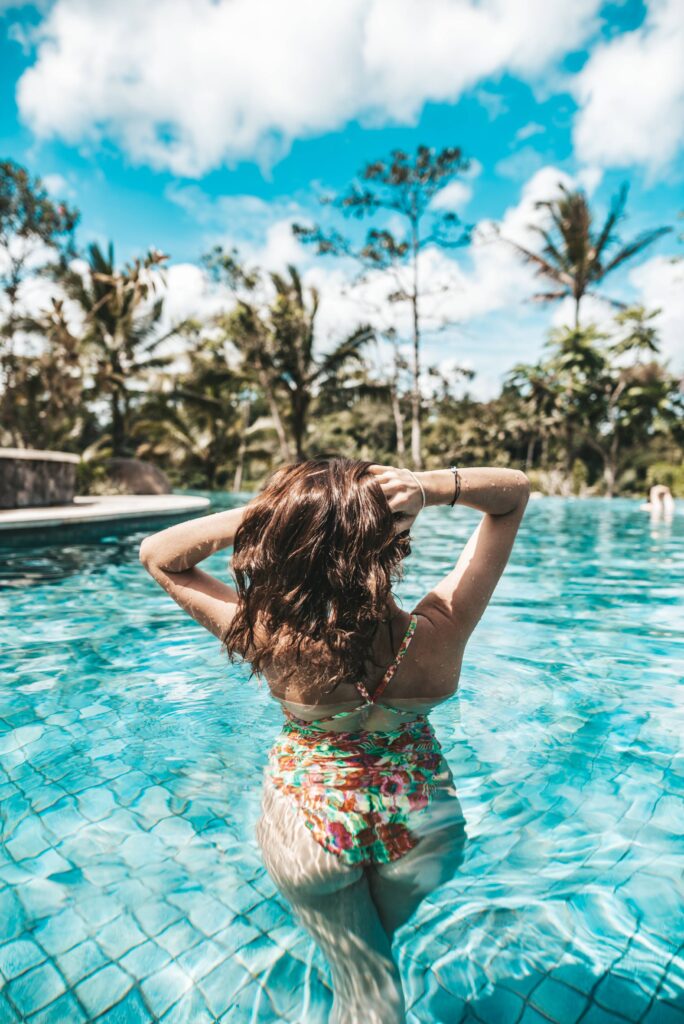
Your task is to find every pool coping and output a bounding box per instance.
[0,493,211,531]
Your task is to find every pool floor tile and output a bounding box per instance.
[0,993,20,1023]
[642,1001,684,1024]
[159,989,215,1024]
[74,963,133,1019]
[119,939,172,981]
[26,991,87,1024]
[155,918,203,958]
[593,972,653,1020]
[57,939,108,987]
[93,988,152,1024]
[132,898,183,938]
[186,894,236,938]
[578,1003,637,1024]
[139,961,194,1018]
[96,912,148,960]
[467,984,526,1024]
[529,975,589,1024]
[199,955,254,1018]
[0,938,46,981]
[176,939,227,982]
[6,961,67,1018]
[33,907,89,956]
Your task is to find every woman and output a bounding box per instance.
[140,459,530,1023]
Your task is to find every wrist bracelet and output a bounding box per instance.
[448,465,461,506]
[406,470,426,510]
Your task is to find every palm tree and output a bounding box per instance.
[505,361,561,470]
[504,183,670,328]
[56,242,183,456]
[202,245,293,463]
[134,341,277,489]
[217,299,293,463]
[267,265,374,459]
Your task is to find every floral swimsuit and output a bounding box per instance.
[265,614,458,866]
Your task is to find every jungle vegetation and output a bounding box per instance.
[0,154,681,497]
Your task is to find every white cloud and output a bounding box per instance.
[575,165,603,196]
[629,256,684,369]
[17,0,602,176]
[514,122,545,143]
[41,172,73,198]
[430,180,473,211]
[571,0,684,177]
[495,147,545,181]
[473,88,508,121]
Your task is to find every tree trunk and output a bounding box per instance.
[604,433,619,498]
[291,388,309,461]
[233,396,250,492]
[603,461,616,498]
[111,389,125,456]
[258,368,291,462]
[410,231,422,470]
[391,385,406,465]
[525,436,535,471]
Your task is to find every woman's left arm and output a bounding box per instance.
[139,506,247,639]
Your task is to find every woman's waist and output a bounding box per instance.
[267,715,445,774]
[276,711,435,746]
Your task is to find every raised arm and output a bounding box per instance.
[371,464,530,675]
[139,506,247,638]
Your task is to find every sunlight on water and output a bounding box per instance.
[1,497,682,1022]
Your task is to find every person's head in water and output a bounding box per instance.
[223,457,410,691]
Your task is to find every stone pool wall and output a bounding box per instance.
[0,448,80,509]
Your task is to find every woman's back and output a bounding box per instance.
[266,607,455,733]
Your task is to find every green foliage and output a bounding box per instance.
[571,458,588,496]
[646,462,684,497]
[294,144,473,469]
[0,156,680,499]
[502,181,670,327]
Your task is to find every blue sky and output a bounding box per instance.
[1,0,682,395]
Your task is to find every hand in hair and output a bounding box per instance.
[369,464,423,534]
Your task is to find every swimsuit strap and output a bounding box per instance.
[356,612,418,704]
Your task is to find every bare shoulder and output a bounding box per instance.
[399,609,465,699]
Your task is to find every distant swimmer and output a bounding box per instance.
[640,484,676,518]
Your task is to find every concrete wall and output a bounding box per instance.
[0,448,79,509]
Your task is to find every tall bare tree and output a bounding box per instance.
[294,145,472,468]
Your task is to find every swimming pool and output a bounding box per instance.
[1,496,682,1023]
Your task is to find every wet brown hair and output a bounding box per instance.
[222,456,410,692]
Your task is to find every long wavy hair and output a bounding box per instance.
[223,457,410,692]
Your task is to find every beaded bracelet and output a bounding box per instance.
[448,465,461,506]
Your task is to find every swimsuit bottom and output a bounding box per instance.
[265,715,459,866]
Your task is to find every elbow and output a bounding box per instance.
[517,470,531,497]
[139,537,157,571]
[516,471,531,509]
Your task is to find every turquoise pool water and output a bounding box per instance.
[1,497,682,1023]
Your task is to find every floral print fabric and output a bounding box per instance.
[265,715,454,865]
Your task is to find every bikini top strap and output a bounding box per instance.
[363,612,418,704]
